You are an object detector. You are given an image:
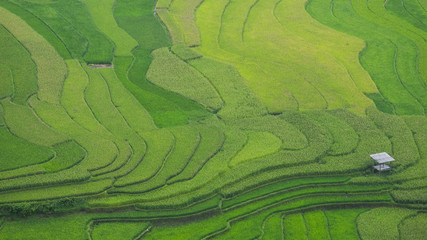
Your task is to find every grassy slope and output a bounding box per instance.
[146,47,223,112]
[9,0,114,63]
[191,0,375,114]
[400,213,427,240]
[91,221,150,240]
[325,208,367,240]
[0,24,37,104]
[113,0,211,128]
[0,126,54,171]
[0,0,426,238]
[357,207,416,240]
[306,0,427,115]
[0,6,66,105]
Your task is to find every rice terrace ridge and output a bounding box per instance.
[0,0,426,239]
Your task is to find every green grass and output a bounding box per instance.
[0,165,45,181]
[367,107,419,169]
[392,189,427,203]
[42,140,86,172]
[59,61,137,178]
[365,93,395,114]
[165,0,203,46]
[156,8,184,45]
[0,0,426,238]
[156,0,172,8]
[78,64,165,179]
[213,112,391,204]
[147,47,223,111]
[167,125,225,184]
[226,114,308,150]
[396,178,427,189]
[29,96,118,172]
[90,141,133,178]
[0,24,36,104]
[365,0,427,87]
[0,165,91,193]
[304,210,330,240]
[283,213,307,240]
[385,0,427,32]
[0,0,71,59]
[221,176,349,209]
[0,126,54,171]
[49,0,114,63]
[9,0,114,63]
[114,125,200,193]
[0,104,4,126]
[112,0,212,128]
[61,60,112,136]
[104,112,337,208]
[305,110,358,156]
[0,192,391,240]
[357,207,416,240]
[401,0,427,28]
[191,0,375,114]
[0,215,91,240]
[86,127,245,207]
[113,129,174,188]
[322,108,392,169]
[222,115,330,186]
[143,192,391,240]
[388,116,427,183]
[189,57,267,119]
[0,63,11,100]
[325,208,367,240]
[1,99,68,146]
[91,221,150,240]
[307,0,427,115]
[171,44,202,60]
[0,6,67,104]
[133,193,222,212]
[84,67,149,177]
[400,213,427,240]
[113,57,190,128]
[80,0,137,57]
[229,131,282,167]
[99,63,157,133]
[0,179,113,203]
[260,213,283,240]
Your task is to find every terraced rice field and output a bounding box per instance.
[0,0,426,239]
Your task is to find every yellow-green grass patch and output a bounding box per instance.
[1,99,68,146]
[147,47,223,112]
[283,213,307,240]
[357,207,416,240]
[0,7,66,104]
[325,208,368,240]
[0,24,37,104]
[400,213,427,240]
[29,96,117,171]
[81,0,137,57]
[304,210,330,240]
[229,131,281,167]
[91,221,150,240]
[113,129,174,187]
[0,179,113,203]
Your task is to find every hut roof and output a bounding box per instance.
[370,152,395,164]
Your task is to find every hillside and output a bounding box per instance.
[0,0,426,239]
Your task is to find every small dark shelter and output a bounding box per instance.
[370,152,395,172]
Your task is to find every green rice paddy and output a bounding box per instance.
[0,0,426,239]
